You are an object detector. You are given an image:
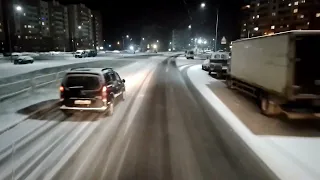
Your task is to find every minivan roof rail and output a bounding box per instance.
[101,67,113,71]
[70,67,86,71]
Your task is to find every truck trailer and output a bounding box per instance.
[226,30,320,119]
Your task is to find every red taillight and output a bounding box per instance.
[60,86,64,101]
[102,86,107,102]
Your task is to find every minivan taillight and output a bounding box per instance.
[102,86,107,102]
[60,86,64,101]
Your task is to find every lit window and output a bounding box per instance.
[293,9,298,13]
[28,25,31,28]
[272,12,276,16]
[23,13,26,16]
[243,29,246,32]
[0,28,2,32]
[316,13,320,17]
[24,25,27,28]
[300,14,304,18]
[252,16,255,19]
[301,0,305,3]
[18,35,21,38]
[294,1,299,5]
[288,3,292,6]
[244,23,246,26]
[25,36,28,39]
[254,27,259,31]
[280,25,283,28]
[0,23,1,26]
[42,22,45,25]
[35,37,37,39]
[287,24,290,27]
[256,15,260,18]
[307,22,310,25]
[29,31,31,33]
[271,25,275,29]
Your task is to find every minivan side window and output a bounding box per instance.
[115,73,121,81]
[104,73,112,83]
[109,73,117,81]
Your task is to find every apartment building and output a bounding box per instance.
[68,4,94,51]
[242,0,320,37]
[172,28,191,51]
[0,1,102,52]
[49,0,70,51]
[92,10,103,49]
[0,0,4,52]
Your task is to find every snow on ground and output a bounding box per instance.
[185,64,320,180]
[0,57,164,136]
[0,54,153,79]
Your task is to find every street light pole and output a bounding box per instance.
[215,8,219,52]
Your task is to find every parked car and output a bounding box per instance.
[202,59,210,71]
[59,67,126,116]
[13,56,34,64]
[186,50,195,59]
[75,50,88,58]
[86,49,97,57]
[207,52,230,78]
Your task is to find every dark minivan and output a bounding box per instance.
[59,67,126,116]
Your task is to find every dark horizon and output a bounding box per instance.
[60,0,245,45]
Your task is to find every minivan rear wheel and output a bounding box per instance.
[107,99,114,116]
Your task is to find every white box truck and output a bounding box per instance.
[226,30,320,119]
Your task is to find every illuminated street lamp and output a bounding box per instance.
[201,2,206,8]
[78,26,81,29]
[153,44,157,49]
[188,25,191,29]
[126,35,129,38]
[197,39,203,44]
[16,5,22,11]
[117,41,120,45]
[142,37,145,40]
[129,45,134,50]
[157,40,159,43]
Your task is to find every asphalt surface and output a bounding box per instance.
[0,55,277,180]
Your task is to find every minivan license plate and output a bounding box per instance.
[74,100,91,105]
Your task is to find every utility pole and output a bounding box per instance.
[3,0,13,62]
[215,8,219,52]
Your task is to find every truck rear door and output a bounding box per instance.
[295,35,320,95]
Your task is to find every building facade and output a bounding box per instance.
[242,0,320,38]
[49,0,70,51]
[140,25,168,52]
[0,0,102,52]
[0,0,4,52]
[68,4,94,51]
[92,10,103,49]
[172,28,191,51]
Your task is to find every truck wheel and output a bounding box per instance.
[260,95,281,116]
[226,78,233,89]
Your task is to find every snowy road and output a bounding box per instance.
[0,54,159,79]
[0,55,276,180]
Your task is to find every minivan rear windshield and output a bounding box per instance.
[65,75,100,90]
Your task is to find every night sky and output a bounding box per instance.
[60,0,245,44]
